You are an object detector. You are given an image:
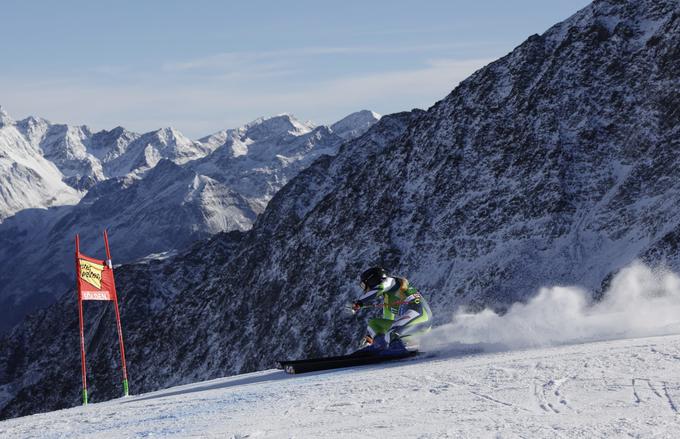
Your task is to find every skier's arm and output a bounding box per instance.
[350,288,381,314]
[357,287,380,302]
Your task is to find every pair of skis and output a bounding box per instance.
[277,349,418,374]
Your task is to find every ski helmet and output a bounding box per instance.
[360,266,387,291]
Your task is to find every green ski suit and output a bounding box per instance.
[358,276,433,346]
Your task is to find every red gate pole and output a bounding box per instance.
[76,234,88,405]
[104,229,129,397]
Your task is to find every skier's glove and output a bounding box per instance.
[345,301,363,315]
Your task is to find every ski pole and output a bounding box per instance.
[358,301,412,308]
[346,295,423,315]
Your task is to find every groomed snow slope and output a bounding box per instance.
[3,334,680,438]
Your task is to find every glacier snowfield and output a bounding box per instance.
[3,334,680,438]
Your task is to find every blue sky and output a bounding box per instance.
[0,1,591,137]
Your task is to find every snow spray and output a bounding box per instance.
[421,262,680,353]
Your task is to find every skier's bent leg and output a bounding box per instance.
[365,318,394,349]
[389,302,433,348]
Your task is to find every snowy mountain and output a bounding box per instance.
[2,0,680,421]
[194,114,341,211]
[0,111,379,332]
[0,107,82,220]
[0,107,208,220]
[0,108,379,221]
[3,334,680,437]
[330,109,381,140]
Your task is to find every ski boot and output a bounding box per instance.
[383,337,408,355]
[355,334,387,354]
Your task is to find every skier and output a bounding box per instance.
[351,266,432,352]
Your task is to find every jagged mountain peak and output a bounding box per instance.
[17,115,49,128]
[90,126,136,146]
[145,126,188,143]
[331,110,381,140]
[120,126,213,170]
[240,113,315,141]
[199,111,379,162]
[0,105,14,127]
[14,116,51,145]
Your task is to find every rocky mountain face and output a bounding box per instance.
[0,110,380,332]
[2,0,679,420]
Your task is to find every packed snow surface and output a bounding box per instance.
[3,333,680,438]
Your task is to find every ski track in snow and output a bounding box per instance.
[4,334,680,438]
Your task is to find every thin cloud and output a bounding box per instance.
[163,43,495,72]
[0,57,492,137]
[309,58,492,103]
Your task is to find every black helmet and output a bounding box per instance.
[360,266,387,291]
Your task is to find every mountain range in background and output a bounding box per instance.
[1,0,680,422]
[0,109,380,332]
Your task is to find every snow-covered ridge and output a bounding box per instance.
[0,106,14,127]
[0,115,82,219]
[331,109,381,140]
[0,110,379,220]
